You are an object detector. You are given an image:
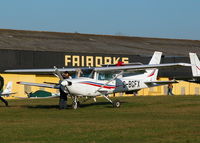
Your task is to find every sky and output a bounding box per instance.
[0,0,200,40]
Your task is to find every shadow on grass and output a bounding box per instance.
[23,101,127,109]
[25,105,58,109]
[0,105,8,108]
[79,101,123,108]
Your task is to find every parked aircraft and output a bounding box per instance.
[0,81,15,96]
[14,90,60,99]
[5,52,191,109]
[188,53,200,83]
[0,82,15,106]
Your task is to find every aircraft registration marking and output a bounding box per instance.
[123,80,140,88]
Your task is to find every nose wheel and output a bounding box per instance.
[72,96,79,109]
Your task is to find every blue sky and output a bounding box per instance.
[0,0,200,40]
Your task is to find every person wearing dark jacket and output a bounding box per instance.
[59,71,72,109]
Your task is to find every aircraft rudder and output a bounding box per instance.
[148,51,162,65]
[145,51,162,81]
[2,81,13,94]
[189,53,200,77]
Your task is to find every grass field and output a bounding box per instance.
[0,96,200,143]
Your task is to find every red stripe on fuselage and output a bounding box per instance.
[196,66,200,70]
[81,82,115,89]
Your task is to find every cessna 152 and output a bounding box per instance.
[5,51,191,109]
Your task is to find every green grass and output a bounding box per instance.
[0,96,200,143]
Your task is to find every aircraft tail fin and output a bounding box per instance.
[189,53,200,77]
[2,81,13,94]
[145,51,162,81]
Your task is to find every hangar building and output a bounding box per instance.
[1,29,200,98]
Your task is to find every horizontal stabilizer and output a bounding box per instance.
[145,80,178,85]
[0,92,16,96]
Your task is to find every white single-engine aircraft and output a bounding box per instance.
[5,51,191,109]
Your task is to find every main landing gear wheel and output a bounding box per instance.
[72,101,78,109]
[113,100,121,108]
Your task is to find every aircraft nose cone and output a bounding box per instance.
[61,80,72,86]
[61,80,69,86]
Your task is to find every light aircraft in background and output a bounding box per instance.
[0,81,15,96]
[0,82,15,106]
[188,53,200,83]
[14,90,60,99]
[5,51,191,109]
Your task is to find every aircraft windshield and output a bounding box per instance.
[69,69,93,78]
[98,71,120,80]
[80,69,93,78]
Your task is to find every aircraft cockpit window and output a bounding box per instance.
[79,69,93,78]
[98,71,120,80]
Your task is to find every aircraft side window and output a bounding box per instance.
[98,73,105,80]
[106,73,113,80]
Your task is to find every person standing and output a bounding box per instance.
[167,83,174,96]
[0,75,8,106]
[59,71,72,110]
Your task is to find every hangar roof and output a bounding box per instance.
[0,29,200,56]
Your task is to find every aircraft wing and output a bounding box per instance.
[43,82,59,85]
[13,95,60,99]
[5,67,93,73]
[17,82,60,89]
[0,92,16,96]
[4,63,190,73]
[94,63,191,72]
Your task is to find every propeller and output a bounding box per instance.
[53,66,64,81]
[53,66,72,94]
